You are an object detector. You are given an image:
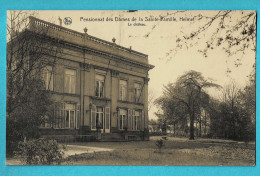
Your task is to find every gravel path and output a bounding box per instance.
[63,145,114,158]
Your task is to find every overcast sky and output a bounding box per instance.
[31,10,255,120]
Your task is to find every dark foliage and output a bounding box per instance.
[17,138,65,165]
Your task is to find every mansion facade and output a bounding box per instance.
[28,17,154,141]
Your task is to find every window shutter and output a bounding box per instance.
[55,102,60,128]
[76,104,80,129]
[141,110,144,131]
[55,102,59,128]
[118,108,120,130]
[128,109,132,131]
[105,107,110,130]
[91,108,96,130]
[61,102,65,128]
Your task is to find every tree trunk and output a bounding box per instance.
[189,114,195,140]
[199,115,202,137]
[204,111,207,135]
[173,122,176,135]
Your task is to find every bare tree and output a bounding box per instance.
[143,11,256,70]
[6,11,63,155]
[148,88,156,112]
[7,11,63,118]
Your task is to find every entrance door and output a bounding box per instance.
[96,107,104,133]
[96,107,110,133]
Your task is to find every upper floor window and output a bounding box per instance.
[134,83,141,102]
[42,66,54,91]
[95,74,105,97]
[119,79,127,101]
[64,68,76,94]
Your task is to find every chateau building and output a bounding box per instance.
[27,17,154,141]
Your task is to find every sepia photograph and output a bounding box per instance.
[6,10,256,166]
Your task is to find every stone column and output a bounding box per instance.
[143,77,150,140]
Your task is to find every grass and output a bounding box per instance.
[61,136,255,166]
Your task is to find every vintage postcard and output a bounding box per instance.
[6,10,256,166]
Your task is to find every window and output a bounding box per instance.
[119,109,127,130]
[91,106,108,130]
[65,103,76,128]
[95,74,105,97]
[127,109,141,131]
[133,110,141,131]
[119,80,127,101]
[64,68,76,94]
[46,102,79,129]
[134,83,141,102]
[42,66,54,91]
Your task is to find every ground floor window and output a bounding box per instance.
[65,103,76,128]
[133,110,141,130]
[127,109,142,131]
[41,102,80,129]
[119,109,127,130]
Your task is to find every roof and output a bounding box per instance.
[28,16,154,69]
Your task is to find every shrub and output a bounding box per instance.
[6,117,41,156]
[155,139,164,151]
[17,138,65,165]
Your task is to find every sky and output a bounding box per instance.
[23,10,256,120]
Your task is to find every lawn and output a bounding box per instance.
[60,136,255,166]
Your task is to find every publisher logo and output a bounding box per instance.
[64,17,72,25]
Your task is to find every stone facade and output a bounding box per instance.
[29,17,154,142]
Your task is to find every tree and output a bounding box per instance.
[143,11,256,69]
[154,111,167,135]
[207,78,255,141]
[156,70,220,140]
[148,119,161,133]
[6,11,62,155]
[7,11,62,118]
[148,88,156,112]
[155,94,189,136]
